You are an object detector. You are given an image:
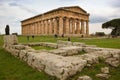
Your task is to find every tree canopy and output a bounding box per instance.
[102,18,120,36]
[5,25,10,35]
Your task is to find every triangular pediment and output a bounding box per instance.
[60,6,87,14]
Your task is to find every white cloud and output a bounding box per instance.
[0,0,119,34]
[89,23,112,34]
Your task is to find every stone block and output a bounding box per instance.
[45,43,58,48]
[105,58,119,67]
[96,73,111,79]
[57,40,72,46]
[101,67,109,74]
[77,75,92,80]
[73,42,85,46]
[3,35,18,47]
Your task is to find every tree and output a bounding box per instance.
[5,25,10,35]
[102,18,120,36]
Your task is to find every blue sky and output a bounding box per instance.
[0,0,120,34]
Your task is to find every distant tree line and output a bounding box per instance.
[102,18,120,36]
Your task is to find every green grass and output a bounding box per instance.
[71,37,120,49]
[0,35,120,80]
[18,35,120,49]
[69,62,120,80]
[0,48,57,80]
[31,46,55,50]
[18,35,67,43]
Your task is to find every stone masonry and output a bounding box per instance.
[3,35,120,80]
[21,6,90,36]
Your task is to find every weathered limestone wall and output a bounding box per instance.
[3,36,120,80]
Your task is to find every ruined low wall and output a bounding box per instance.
[3,35,120,80]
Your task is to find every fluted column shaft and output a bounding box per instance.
[59,17,63,35]
[72,19,75,34]
[65,18,70,34]
[86,21,89,35]
[46,20,49,34]
[77,19,80,34]
[39,21,41,34]
[32,23,35,35]
[54,18,57,34]
[49,19,52,34]
[43,20,45,34]
[81,20,84,34]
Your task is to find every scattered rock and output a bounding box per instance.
[105,58,119,67]
[101,67,109,74]
[77,75,92,80]
[96,73,111,79]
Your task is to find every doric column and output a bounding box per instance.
[33,23,35,35]
[42,20,44,34]
[36,23,37,35]
[31,24,33,35]
[86,20,89,35]
[49,18,52,34]
[34,23,36,35]
[43,20,45,34]
[46,20,48,34]
[69,19,72,34]
[46,19,49,34]
[40,21,42,34]
[44,20,46,34]
[27,25,29,35]
[65,17,70,34]
[26,25,28,35]
[54,18,57,34]
[59,17,63,35]
[22,26,24,35]
[72,19,75,34]
[29,25,30,35]
[24,26,25,35]
[81,20,84,34]
[51,18,54,34]
[37,22,39,34]
[39,21,41,34]
[77,19,80,34]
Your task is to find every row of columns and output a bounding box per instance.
[22,17,89,36]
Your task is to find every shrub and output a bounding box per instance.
[95,32,105,36]
[5,25,10,35]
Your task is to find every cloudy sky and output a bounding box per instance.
[0,0,120,34]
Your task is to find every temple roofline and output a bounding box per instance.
[21,6,89,22]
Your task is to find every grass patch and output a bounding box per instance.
[17,35,120,49]
[0,48,57,80]
[31,46,55,50]
[69,63,120,80]
[78,51,86,55]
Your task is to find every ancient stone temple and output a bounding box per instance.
[21,6,90,36]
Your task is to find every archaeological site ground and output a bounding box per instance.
[0,35,120,80]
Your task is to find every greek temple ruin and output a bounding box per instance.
[21,6,90,36]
